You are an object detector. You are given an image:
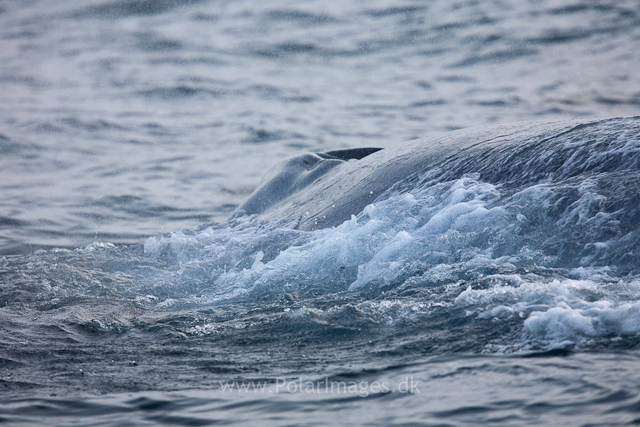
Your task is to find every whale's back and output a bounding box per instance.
[235,117,640,231]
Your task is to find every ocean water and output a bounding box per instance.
[1,0,640,425]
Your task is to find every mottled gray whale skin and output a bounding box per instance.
[235,116,640,230]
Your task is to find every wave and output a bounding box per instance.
[3,117,640,363]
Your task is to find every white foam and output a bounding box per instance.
[526,300,640,340]
[140,165,640,345]
[456,276,640,347]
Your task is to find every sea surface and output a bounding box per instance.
[1,0,640,425]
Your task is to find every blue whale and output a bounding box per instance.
[235,116,640,230]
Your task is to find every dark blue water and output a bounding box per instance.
[1,1,640,425]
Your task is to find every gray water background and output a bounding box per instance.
[2,1,640,426]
